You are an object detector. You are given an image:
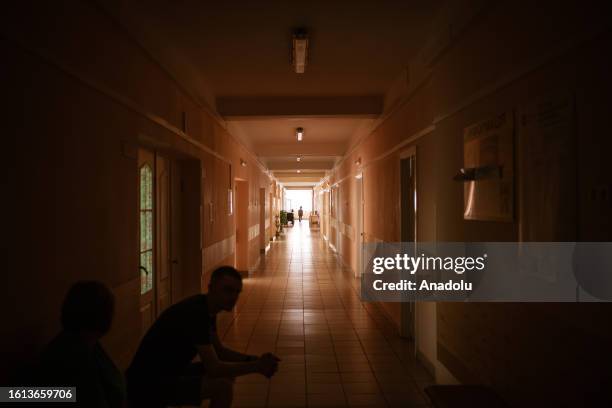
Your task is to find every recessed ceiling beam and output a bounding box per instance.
[218,96,383,118]
[267,161,333,171]
[284,186,316,190]
[254,142,345,156]
[276,176,324,183]
[273,171,326,178]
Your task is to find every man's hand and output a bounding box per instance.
[256,352,281,378]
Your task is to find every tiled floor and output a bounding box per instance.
[215,222,434,407]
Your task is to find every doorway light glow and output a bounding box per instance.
[285,189,313,212]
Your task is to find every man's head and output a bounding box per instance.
[61,280,115,337]
[208,266,243,312]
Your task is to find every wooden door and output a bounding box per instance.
[156,154,172,314]
[138,148,156,335]
[138,149,173,337]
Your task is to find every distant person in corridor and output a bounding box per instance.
[36,281,126,408]
[126,266,280,408]
[298,206,304,222]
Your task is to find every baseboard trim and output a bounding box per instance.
[417,349,437,379]
[260,243,271,254]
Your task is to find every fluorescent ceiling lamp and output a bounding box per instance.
[292,29,309,74]
[296,127,304,141]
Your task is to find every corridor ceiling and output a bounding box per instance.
[99,0,443,187]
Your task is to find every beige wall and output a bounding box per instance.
[2,0,273,382]
[320,1,612,405]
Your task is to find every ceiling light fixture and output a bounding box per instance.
[296,127,304,141]
[297,156,301,162]
[297,170,301,173]
[291,28,309,74]
[240,159,247,167]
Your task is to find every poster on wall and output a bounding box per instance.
[460,111,514,221]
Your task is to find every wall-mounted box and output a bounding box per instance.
[458,112,514,221]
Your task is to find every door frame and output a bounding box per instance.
[259,188,266,253]
[336,186,341,257]
[330,185,339,253]
[399,146,417,340]
[234,179,249,274]
[269,190,274,241]
[354,173,364,278]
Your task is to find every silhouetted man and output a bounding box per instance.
[36,281,126,408]
[126,266,280,408]
[298,206,303,222]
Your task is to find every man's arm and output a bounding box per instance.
[211,331,257,362]
[197,344,262,378]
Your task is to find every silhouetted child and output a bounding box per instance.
[36,281,126,408]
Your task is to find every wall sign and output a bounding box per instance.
[458,111,514,221]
